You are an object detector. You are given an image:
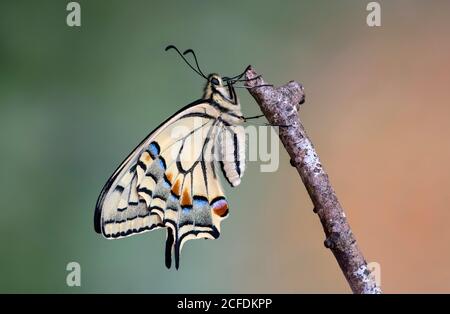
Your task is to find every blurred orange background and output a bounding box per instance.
[275,1,450,292]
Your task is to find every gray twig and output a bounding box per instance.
[245,66,382,294]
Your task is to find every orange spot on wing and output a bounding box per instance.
[212,200,229,217]
[166,172,174,183]
[180,189,192,207]
[171,178,182,196]
[143,152,152,162]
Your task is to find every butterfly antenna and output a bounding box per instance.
[165,45,206,79]
[182,49,207,79]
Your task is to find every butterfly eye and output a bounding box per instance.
[211,78,220,86]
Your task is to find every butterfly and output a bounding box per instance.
[94,45,264,269]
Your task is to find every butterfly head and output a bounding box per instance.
[204,73,243,122]
[204,74,237,101]
[165,45,243,118]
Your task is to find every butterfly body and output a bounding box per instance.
[94,73,246,269]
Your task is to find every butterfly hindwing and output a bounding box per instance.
[95,101,234,268]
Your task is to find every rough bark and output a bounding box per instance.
[245,66,382,294]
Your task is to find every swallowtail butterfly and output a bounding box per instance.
[94,45,263,269]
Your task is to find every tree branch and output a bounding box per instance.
[245,66,382,294]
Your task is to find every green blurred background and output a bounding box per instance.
[1,0,450,293]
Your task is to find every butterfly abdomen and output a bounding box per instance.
[218,125,245,187]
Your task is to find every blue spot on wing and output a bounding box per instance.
[193,196,209,208]
[158,157,166,170]
[148,142,160,159]
[163,178,171,189]
[168,194,178,203]
[182,206,192,213]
